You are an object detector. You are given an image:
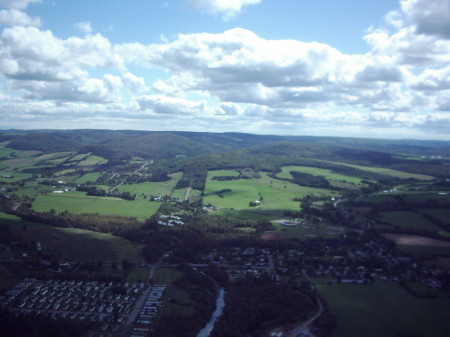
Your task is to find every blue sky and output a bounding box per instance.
[1,0,450,140]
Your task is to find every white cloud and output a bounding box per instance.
[0,0,40,10]
[186,0,261,20]
[0,9,40,26]
[401,0,450,39]
[73,21,92,34]
[137,94,209,115]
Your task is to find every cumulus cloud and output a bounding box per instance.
[401,0,450,39]
[1,0,450,139]
[137,95,209,116]
[0,9,40,26]
[73,21,92,34]
[186,0,261,20]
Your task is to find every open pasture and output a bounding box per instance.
[204,171,335,214]
[76,154,108,166]
[75,172,103,184]
[276,166,363,185]
[420,208,450,224]
[118,172,182,196]
[0,172,32,182]
[378,211,441,233]
[0,212,141,263]
[268,221,343,240]
[317,282,450,337]
[32,191,160,220]
[338,162,435,180]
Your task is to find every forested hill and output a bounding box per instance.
[1,130,449,175]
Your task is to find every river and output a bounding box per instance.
[196,288,226,337]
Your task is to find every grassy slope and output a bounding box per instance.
[32,191,160,220]
[204,171,336,216]
[276,165,363,184]
[317,282,450,337]
[0,212,141,263]
[117,172,182,195]
[379,211,442,233]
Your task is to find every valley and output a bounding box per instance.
[0,130,449,337]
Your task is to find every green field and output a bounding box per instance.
[75,172,103,184]
[127,267,150,283]
[378,211,442,233]
[269,221,343,240]
[0,212,141,263]
[32,151,74,164]
[76,154,108,166]
[32,191,161,220]
[118,172,182,196]
[204,171,336,216]
[337,162,435,180]
[420,208,450,224]
[317,282,450,337]
[154,267,195,316]
[0,172,32,182]
[276,166,363,185]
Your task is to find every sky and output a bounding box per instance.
[0,0,450,140]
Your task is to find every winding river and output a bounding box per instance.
[196,288,226,337]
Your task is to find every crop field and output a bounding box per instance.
[118,172,182,196]
[76,154,108,166]
[204,171,336,215]
[0,147,40,160]
[154,268,195,316]
[269,222,344,240]
[208,169,240,178]
[337,162,435,180]
[0,212,141,263]
[317,282,450,337]
[126,267,150,283]
[74,172,103,184]
[420,208,450,224]
[276,166,363,185]
[378,211,442,233]
[32,191,161,220]
[0,172,32,182]
[31,151,74,164]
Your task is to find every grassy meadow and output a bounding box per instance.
[204,171,336,216]
[118,172,182,196]
[32,191,160,220]
[378,211,441,233]
[0,212,141,263]
[317,282,450,337]
[276,166,364,185]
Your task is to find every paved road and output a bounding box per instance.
[285,297,324,337]
[121,286,152,337]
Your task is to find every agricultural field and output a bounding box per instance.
[317,282,450,337]
[336,162,435,180]
[377,211,442,233]
[420,208,450,224]
[0,172,32,182]
[32,191,160,220]
[126,266,150,283]
[204,171,337,217]
[276,166,364,185]
[0,212,142,263]
[74,171,103,184]
[75,154,108,167]
[153,268,196,316]
[268,221,344,240]
[117,172,182,196]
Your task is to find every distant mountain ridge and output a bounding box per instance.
[2,129,450,159]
